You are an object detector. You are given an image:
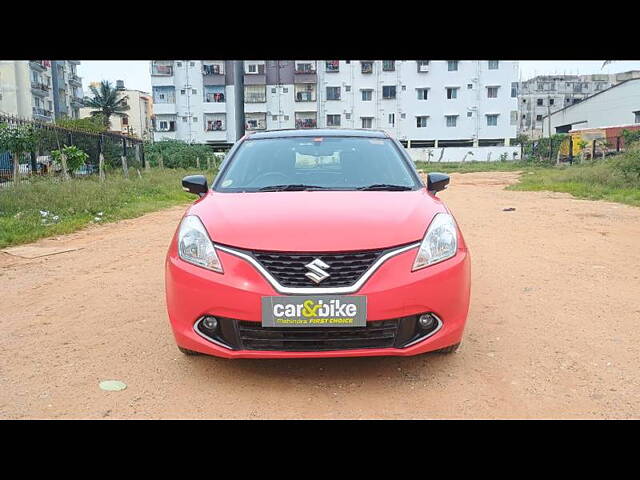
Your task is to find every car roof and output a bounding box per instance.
[245,128,390,139]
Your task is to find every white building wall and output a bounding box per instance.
[543,79,640,136]
[151,60,518,149]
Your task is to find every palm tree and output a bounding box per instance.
[82,81,129,129]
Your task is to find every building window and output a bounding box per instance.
[247,63,258,73]
[180,89,186,95]
[510,111,518,125]
[486,114,498,126]
[361,61,373,74]
[417,60,430,72]
[361,117,373,128]
[382,60,395,71]
[487,86,499,98]
[416,116,428,128]
[511,82,518,97]
[448,60,459,71]
[382,86,396,99]
[536,114,543,121]
[537,98,544,106]
[283,87,288,93]
[417,88,429,100]
[549,98,555,105]
[446,115,458,127]
[190,62,195,67]
[467,84,473,89]
[272,115,278,121]
[345,113,351,120]
[326,60,339,72]
[284,115,289,121]
[345,85,351,92]
[244,85,266,103]
[192,89,197,95]
[122,116,129,126]
[634,111,640,123]
[467,111,473,117]
[182,117,188,122]
[192,117,198,122]
[326,86,341,100]
[446,87,458,99]
[177,62,182,67]
[327,114,341,127]
[361,89,372,101]
[488,60,499,70]
[272,88,277,93]
[389,113,395,126]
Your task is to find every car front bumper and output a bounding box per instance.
[165,243,470,359]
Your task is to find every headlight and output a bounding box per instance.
[178,215,223,273]
[412,213,458,271]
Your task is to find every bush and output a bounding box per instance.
[51,145,89,174]
[144,139,213,169]
[614,142,640,181]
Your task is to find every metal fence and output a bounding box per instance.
[0,113,145,182]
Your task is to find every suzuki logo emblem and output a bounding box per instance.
[304,258,331,284]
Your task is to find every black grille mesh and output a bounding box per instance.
[237,319,399,351]
[251,249,385,287]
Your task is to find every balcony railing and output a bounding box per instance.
[204,92,226,103]
[205,121,225,131]
[69,74,81,84]
[295,91,316,102]
[32,107,52,118]
[152,64,174,76]
[29,60,48,70]
[296,118,317,128]
[31,82,50,93]
[203,64,224,76]
[325,61,339,72]
[295,64,316,74]
[245,93,266,103]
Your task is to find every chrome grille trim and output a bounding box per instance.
[215,242,421,295]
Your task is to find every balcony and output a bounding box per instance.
[296,118,317,129]
[295,91,316,102]
[361,61,373,74]
[205,119,225,131]
[31,82,50,95]
[245,113,267,131]
[417,61,430,73]
[151,63,174,76]
[69,74,82,86]
[325,60,339,73]
[204,92,226,103]
[32,107,52,120]
[201,66,224,88]
[29,61,48,71]
[294,69,317,84]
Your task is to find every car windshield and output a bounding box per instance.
[214,136,419,192]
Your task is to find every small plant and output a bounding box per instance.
[499,153,508,162]
[0,123,39,182]
[51,145,89,175]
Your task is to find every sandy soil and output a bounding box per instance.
[1,171,639,419]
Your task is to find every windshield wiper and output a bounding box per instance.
[357,184,413,191]
[257,184,330,192]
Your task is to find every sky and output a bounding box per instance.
[77,60,640,95]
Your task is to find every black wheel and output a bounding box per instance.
[178,346,201,356]
[434,342,460,354]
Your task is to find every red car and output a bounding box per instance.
[165,129,470,358]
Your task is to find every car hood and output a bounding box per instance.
[188,189,447,251]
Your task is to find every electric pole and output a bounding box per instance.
[234,60,245,140]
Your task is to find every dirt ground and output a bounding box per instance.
[1,171,639,419]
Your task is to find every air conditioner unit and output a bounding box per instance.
[418,65,429,72]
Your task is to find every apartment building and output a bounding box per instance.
[518,70,640,138]
[0,60,83,122]
[151,60,518,148]
[81,80,153,139]
[51,60,84,119]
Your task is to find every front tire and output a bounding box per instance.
[434,342,460,354]
[178,346,201,356]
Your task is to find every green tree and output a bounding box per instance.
[82,81,130,129]
[56,115,108,134]
[0,123,39,182]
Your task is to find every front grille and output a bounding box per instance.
[251,249,386,288]
[237,319,399,351]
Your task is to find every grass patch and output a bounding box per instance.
[415,160,532,174]
[510,160,640,207]
[0,168,215,248]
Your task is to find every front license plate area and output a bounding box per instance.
[261,295,367,328]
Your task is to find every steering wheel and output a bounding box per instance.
[248,171,291,187]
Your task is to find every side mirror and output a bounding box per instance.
[182,175,208,197]
[427,172,450,194]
